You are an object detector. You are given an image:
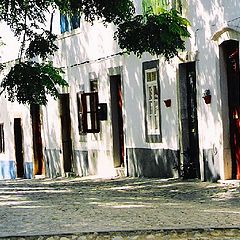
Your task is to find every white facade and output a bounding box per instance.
[0,0,239,180]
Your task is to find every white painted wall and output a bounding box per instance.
[0,62,33,166]
[0,1,240,179]
[186,0,240,179]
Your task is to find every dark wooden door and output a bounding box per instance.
[14,118,24,178]
[223,40,240,179]
[30,104,44,175]
[110,75,124,168]
[59,94,73,173]
[179,62,200,179]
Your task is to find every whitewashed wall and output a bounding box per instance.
[186,0,240,180]
[0,1,240,179]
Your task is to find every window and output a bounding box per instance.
[60,13,80,33]
[143,60,162,142]
[0,124,5,153]
[77,91,85,134]
[90,79,98,92]
[142,0,182,14]
[77,92,100,133]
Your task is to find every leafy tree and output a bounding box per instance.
[115,9,190,60]
[0,0,190,105]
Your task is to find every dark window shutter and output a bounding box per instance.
[77,92,84,133]
[0,124,4,153]
[81,92,100,133]
[70,13,80,30]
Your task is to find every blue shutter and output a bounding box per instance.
[60,14,69,33]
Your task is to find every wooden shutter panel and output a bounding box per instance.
[81,92,100,133]
[77,92,84,133]
[0,124,4,153]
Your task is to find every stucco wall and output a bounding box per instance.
[0,1,240,179]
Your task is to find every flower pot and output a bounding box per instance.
[164,99,171,107]
[203,95,211,104]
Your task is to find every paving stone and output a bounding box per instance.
[60,237,70,240]
[46,238,55,240]
[0,177,239,239]
[76,236,88,240]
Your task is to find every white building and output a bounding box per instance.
[0,0,239,181]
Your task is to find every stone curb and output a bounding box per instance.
[1,227,240,240]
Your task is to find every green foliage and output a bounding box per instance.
[0,0,135,32]
[115,9,190,59]
[0,0,191,105]
[0,1,66,105]
[0,0,136,105]
[142,0,169,15]
[0,61,67,105]
[55,0,135,24]
[0,0,51,36]
[26,31,58,60]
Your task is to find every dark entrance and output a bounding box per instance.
[221,40,240,179]
[110,75,124,168]
[30,104,44,175]
[59,93,73,173]
[179,62,200,179]
[14,118,24,178]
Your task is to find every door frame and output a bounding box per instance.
[219,39,240,179]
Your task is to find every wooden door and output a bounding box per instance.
[30,104,44,175]
[59,94,73,173]
[110,75,124,168]
[223,40,240,179]
[14,118,24,178]
[179,62,200,179]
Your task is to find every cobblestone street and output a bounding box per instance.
[0,177,239,239]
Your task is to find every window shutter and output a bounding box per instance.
[81,92,100,133]
[0,124,4,153]
[77,92,84,133]
[70,13,80,30]
[60,14,69,33]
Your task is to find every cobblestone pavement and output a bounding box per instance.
[0,177,239,239]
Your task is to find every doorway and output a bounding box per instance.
[220,40,240,179]
[14,118,24,178]
[179,62,200,179]
[59,93,73,173]
[30,104,44,175]
[110,75,124,168]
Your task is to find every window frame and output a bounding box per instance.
[143,60,162,143]
[60,13,80,34]
[0,123,5,153]
[77,92,100,134]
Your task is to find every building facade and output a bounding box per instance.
[0,0,239,181]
